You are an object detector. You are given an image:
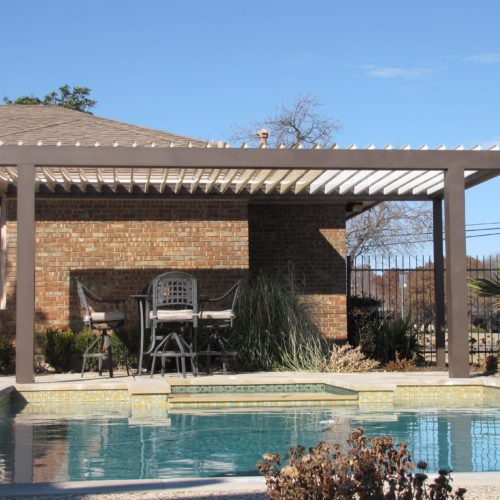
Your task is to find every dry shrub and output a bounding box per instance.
[385,352,419,372]
[257,428,466,499]
[480,355,498,374]
[318,343,379,373]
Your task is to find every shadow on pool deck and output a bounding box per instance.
[0,477,267,499]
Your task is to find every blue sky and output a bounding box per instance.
[2,0,499,255]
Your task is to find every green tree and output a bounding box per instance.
[3,84,96,114]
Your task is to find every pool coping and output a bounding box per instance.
[1,371,499,410]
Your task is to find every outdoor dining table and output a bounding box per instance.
[131,293,200,376]
[131,275,239,377]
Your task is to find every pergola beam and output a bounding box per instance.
[1,145,500,170]
[1,145,498,383]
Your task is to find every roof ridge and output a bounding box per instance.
[83,112,210,145]
[0,104,212,145]
[0,117,82,138]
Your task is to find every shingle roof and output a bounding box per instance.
[0,105,211,147]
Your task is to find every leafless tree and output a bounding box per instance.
[347,202,432,258]
[231,94,432,257]
[230,93,342,148]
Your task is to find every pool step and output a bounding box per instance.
[167,391,358,407]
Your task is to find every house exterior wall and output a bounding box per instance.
[248,203,347,340]
[0,199,249,346]
[0,199,347,345]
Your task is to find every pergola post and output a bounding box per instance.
[15,164,36,384]
[444,167,469,378]
[432,197,446,369]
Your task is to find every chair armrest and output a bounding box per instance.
[205,281,241,303]
[99,297,127,303]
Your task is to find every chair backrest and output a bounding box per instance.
[74,278,92,321]
[150,271,198,313]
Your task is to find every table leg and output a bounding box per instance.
[138,299,144,376]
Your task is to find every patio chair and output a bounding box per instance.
[74,278,129,378]
[197,280,241,374]
[145,271,198,378]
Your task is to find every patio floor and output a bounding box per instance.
[2,369,499,389]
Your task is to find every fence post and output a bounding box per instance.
[346,255,352,341]
[433,197,446,369]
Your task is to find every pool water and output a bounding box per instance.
[0,405,499,483]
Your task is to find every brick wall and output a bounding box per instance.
[0,199,249,345]
[248,203,347,339]
[1,199,348,346]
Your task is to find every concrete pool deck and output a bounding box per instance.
[0,473,499,499]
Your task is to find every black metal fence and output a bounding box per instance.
[347,254,499,364]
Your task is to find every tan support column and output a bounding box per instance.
[432,197,446,369]
[444,167,469,378]
[16,164,36,384]
[0,197,7,310]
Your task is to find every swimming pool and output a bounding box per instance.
[1,405,498,483]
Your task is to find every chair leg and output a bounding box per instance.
[206,353,212,375]
[108,344,113,378]
[150,356,156,378]
[81,355,86,378]
[190,353,198,377]
[125,354,130,376]
[150,333,171,378]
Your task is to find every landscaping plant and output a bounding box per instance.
[358,315,423,366]
[468,270,500,306]
[384,352,420,372]
[43,328,130,372]
[0,336,15,374]
[318,343,379,373]
[257,428,466,499]
[232,271,328,371]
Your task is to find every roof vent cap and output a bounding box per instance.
[257,128,269,147]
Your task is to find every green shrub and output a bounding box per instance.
[0,336,15,375]
[232,271,327,371]
[113,326,142,356]
[43,328,131,372]
[43,329,76,372]
[257,428,466,499]
[358,315,423,365]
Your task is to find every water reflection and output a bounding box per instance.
[0,404,498,483]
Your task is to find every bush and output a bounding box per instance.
[0,336,15,375]
[359,315,423,365]
[347,295,382,346]
[43,328,130,372]
[232,271,327,371]
[257,428,466,499]
[481,354,498,374]
[43,329,76,372]
[318,343,379,373]
[384,352,419,372]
